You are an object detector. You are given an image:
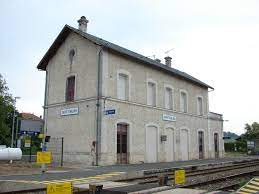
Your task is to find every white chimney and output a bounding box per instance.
[164,56,172,67]
[77,16,89,32]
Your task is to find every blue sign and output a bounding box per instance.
[20,131,40,135]
[104,109,116,115]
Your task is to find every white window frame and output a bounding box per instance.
[164,84,174,110]
[197,96,204,116]
[117,69,131,101]
[146,79,157,106]
[180,89,188,113]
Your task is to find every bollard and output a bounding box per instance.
[89,184,103,194]
[158,174,169,186]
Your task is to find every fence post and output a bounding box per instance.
[61,137,64,167]
[29,135,32,163]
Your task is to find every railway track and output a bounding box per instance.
[116,159,259,189]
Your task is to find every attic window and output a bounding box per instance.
[69,49,76,64]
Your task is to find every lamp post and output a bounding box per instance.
[11,96,20,148]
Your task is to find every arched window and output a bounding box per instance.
[147,81,156,106]
[180,90,188,113]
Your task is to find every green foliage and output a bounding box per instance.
[224,141,247,153]
[0,74,15,146]
[21,135,42,155]
[241,122,259,140]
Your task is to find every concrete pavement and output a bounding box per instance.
[0,156,258,184]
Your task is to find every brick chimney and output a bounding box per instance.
[78,16,89,32]
[164,56,172,67]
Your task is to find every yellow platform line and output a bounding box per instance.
[240,187,258,193]
[250,180,259,186]
[3,172,125,185]
[246,184,259,190]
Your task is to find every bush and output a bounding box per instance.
[224,141,247,153]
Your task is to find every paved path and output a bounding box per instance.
[0,156,258,185]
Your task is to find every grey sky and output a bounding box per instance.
[1,0,259,135]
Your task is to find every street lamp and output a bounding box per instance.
[11,96,20,148]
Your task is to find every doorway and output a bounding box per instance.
[180,129,189,160]
[214,133,219,158]
[165,128,174,162]
[145,126,158,163]
[117,124,128,164]
[198,131,204,159]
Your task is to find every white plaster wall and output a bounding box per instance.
[99,100,209,165]
[45,32,100,165]
[44,32,222,166]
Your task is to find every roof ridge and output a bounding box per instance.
[38,25,213,89]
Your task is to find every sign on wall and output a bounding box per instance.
[162,114,176,122]
[61,107,79,116]
[104,109,116,115]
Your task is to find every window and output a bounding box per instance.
[118,73,129,100]
[180,91,187,113]
[147,82,156,106]
[66,76,75,102]
[165,87,173,109]
[197,97,203,116]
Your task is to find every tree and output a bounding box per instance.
[0,74,15,146]
[241,122,259,140]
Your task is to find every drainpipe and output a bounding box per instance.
[96,45,105,166]
[41,70,48,173]
[207,88,214,158]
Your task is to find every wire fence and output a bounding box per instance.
[46,137,64,167]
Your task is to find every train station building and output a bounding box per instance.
[37,16,224,166]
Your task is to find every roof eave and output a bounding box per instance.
[37,25,71,70]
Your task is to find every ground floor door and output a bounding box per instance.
[117,124,128,164]
[214,133,219,158]
[165,128,174,161]
[198,131,204,159]
[180,129,189,160]
[146,126,157,163]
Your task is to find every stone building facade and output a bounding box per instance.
[37,17,224,165]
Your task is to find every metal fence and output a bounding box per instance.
[46,137,64,167]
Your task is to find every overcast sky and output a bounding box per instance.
[1,0,259,135]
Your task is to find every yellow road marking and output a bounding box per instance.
[246,184,259,190]
[240,187,257,193]
[250,180,259,186]
[1,172,125,185]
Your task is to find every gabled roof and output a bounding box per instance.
[37,25,213,89]
[21,113,43,121]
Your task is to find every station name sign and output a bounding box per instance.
[162,114,176,122]
[104,109,116,115]
[61,107,79,116]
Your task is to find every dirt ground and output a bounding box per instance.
[0,161,70,176]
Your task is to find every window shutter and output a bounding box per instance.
[118,74,128,100]
[165,87,172,109]
[147,82,156,106]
